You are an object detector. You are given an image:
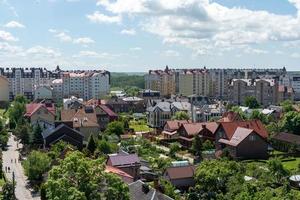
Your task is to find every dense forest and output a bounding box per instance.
[110,73,145,89]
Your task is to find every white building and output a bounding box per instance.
[34,85,53,100]
[280,72,300,100]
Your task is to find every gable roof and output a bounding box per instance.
[273,132,300,145]
[108,153,140,166]
[42,123,84,139]
[98,105,118,117]
[219,111,242,122]
[165,165,196,180]
[218,120,268,140]
[105,165,134,183]
[219,127,255,147]
[61,109,99,128]
[164,120,191,131]
[128,180,173,200]
[181,122,219,136]
[24,103,56,117]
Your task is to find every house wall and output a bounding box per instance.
[30,106,55,128]
[236,133,268,159]
[0,76,9,102]
[34,87,52,100]
[79,126,100,142]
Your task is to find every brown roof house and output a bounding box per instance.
[178,122,219,148]
[218,111,242,122]
[163,164,196,190]
[105,165,134,184]
[217,122,268,159]
[162,120,191,140]
[24,103,56,129]
[107,152,141,181]
[61,108,100,143]
[272,132,300,152]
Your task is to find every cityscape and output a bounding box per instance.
[1,0,300,200]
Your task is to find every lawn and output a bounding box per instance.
[129,120,153,132]
[282,157,300,171]
[0,178,5,188]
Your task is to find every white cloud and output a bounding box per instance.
[86,11,121,24]
[162,50,180,57]
[130,47,142,51]
[244,47,268,55]
[121,29,136,35]
[73,37,95,44]
[73,50,119,59]
[96,0,300,55]
[291,52,300,58]
[4,21,25,28]
[0,42,23,55]
[0,30,18,42]
[55,32,72,42]
[26,46,61,58]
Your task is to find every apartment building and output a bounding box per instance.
[0,76,9,102]
[145,66,176,97]
[279,72,300,100]
[0,67,110,101]
[0,67,60,101]
[179,69,210,96]
[228,78,278,107]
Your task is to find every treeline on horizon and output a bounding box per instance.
[111,72,145,89]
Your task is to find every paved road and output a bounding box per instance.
[2,134,40,200]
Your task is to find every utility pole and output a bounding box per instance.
[12,171,15,197]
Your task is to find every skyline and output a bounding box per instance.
[0,0,300,72]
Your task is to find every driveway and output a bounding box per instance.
[2,133,40,200]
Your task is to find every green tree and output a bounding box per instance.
[8,101,26,128]
[15,124,31,145]
[169,142,180,158]
[267,158,288,184]
[192,135,202,157]
[249,109,269,124]
[87,135,97,154]
[281,111,300,134]
[31,124,43,147]
[23,150,51,182]
[229,106,247,120]
[280,100,294,113]
[2,181,16,200]
[244,96,260,109]
[45,151,129,200]
[160,179,180,200]
[97,139,117,154]
[105,121,124,137]
[0,129,9,149]
[202,140,214,151]
[172,111,190,120]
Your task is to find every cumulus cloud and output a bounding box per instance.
[55,32,72,42]
[73,37,95,45]
[121,29,136,35]
[0,30,18,42]
[73,50,119,59]
[4,21,25,28]
[26,46,61,58]
[86,11,121,24]
[162,50,180,57]
[95,0,300,55]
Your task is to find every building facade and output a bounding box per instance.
[0,76,9,102]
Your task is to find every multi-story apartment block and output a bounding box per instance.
[145,67,286,100]
[228,78,278,107]
[0,76,9,102]
[0,67,110,101]
[279,72,300,100]
[179,69,210,96]
[145,66,176,97]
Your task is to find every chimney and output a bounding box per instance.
[98,99,101,105]
[246,124,250,129]
[202,124,206,129]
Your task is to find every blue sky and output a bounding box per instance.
[1,0,300,72]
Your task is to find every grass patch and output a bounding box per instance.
[282,157,300,171]
[0,178,5,188]
[129,120,153,132]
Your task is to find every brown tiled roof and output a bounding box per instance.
[24,103,56,117]
[105,165,134,183]
[165,165,196,180]
[219,120,268,140]
[273,132,300,145]
[108,153,140,166]
[219,111,242,122]
[219,127,254,147]
[164,120,191,131]
[61,109,99,128]
[181,122,219,136]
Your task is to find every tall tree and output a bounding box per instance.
[281,111,300,134]
[192,135,202,157]
[2,181,16,200]
[45,151,129,200]
[87,135,96,154]
[31,124,43,147]
[172,111,190,120]
[244,96,260,109]
[105,121,124,137]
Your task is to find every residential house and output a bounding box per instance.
[105,165,134,184]
[271,132,300,152]
[34,85,53,101]
[218,111,242,122]
[138,89,160,101]
[128,180,173,200]
[218,127,268,159]
[60,108,100,142]
[42,123,84,149]
[216,120,268,159]
[24,103,56,129]
[162,120,191,139]
[163,164,196,190]
[147,101,191,128]
[122,96,145,113]
[107,152,141,181]
[178,122,219,148]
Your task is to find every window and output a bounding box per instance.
[249,135,256,141]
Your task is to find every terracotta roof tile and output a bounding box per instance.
[24,103,56,117]
[165,165,196,180]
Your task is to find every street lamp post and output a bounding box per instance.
[12,171,15,197]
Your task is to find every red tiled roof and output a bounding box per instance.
[24,103,55,117]
[219,127,254,147]
[273,132,300,145]
[219,120,268,140]
[164,120,191,131]
[98,105,118,117]
[181,122,219,136]
[105,165,134,183]
[165,165,196,180]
